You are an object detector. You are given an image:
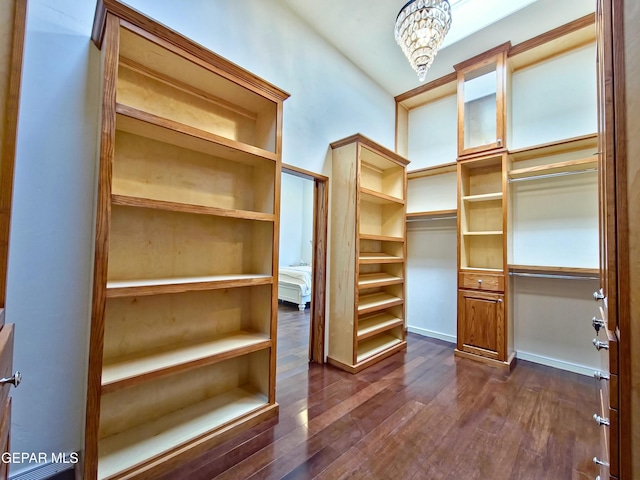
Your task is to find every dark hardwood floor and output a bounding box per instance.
[160,303,600,479]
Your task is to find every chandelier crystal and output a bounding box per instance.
[394,0,452,82]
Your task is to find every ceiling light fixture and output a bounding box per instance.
[394,0,452,82]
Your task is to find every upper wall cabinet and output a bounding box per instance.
[454,43,510,158]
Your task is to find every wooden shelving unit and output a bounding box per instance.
[456,152,514,369]
[328,135,408,374]
[85,3,288,479]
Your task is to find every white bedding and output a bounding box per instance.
[278,266,312,296]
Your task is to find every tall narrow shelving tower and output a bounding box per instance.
[328,135,408,373]
[85,2,289,478]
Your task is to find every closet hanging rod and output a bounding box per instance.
[508,167,598,183]
[509,271,599,281]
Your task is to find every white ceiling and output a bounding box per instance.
[278,0,595,96]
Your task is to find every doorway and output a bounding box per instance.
[278,164,327,367]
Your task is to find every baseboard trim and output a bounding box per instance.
[9,454,76,480]
[407,326,456,344]
[515,350,598,377]
[407,328,598,377]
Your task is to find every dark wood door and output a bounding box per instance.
[458,289,503,359]
[0,1,27,475]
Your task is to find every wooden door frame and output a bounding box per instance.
[281,164,328,363]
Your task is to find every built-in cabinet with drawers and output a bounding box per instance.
[398,16,600,372]
[455,153,513,368]
[85,2,288,478]
[328,135,408,374]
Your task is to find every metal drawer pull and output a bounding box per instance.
[593,413,610,426]
[592,339,609,351]
[592,317,605,333]
[593,457,609,467]
[593,290,605,301]
[0,371,21,388]
[478,279,482,285]
[593,371,610,381]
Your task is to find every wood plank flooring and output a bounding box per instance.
[159,303,600,479]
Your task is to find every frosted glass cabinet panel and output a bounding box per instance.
[463,66,498,150]
[455,44,509,158]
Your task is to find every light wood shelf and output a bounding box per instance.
[508,157,597,180]
[406,209,457,221]
[358,273,403,289]
[508,264,599,277]
[106,274,273,298]
[116,104,278,163]
[359,233,404,243]
[407,162,457,179]
[358,292,404,316]
[359,188,404,205]
[111,195,276,222]
[357,313,404,341]
[356,334,404,364]
[462,192,503,202]
[358,253,404,264]
[98,386,269,480]
[508,132,598,161]
[463,231,504,236]
[460,267,504,273]
[102,332,271,393]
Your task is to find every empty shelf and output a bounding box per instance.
[359,233,404,243]
[356,334,403,364]
[359,187,404,205]
[462,231,503,236]
[406,209,457,221]
[359,253,403,264]
[358,273,403,289]
[116,104,278,162]
[98,386,269,480]
[509,157,597,180]
[106,274,272,297]
[112,195,275,222]
[102,332,271,393]
[358,313,403,341]
[358,292,403,315]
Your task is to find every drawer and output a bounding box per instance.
[459,272,504,292]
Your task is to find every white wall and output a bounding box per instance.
[512,277,601,375]
[8,0,395,475]
[406,220,458,343]
[511,44,597,148]
[408,94,458,168]
[511,173,599,268]
[7,0,100,472]
[406,173,458,214]
[279,174,313,267]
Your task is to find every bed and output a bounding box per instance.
[278,265,312,311]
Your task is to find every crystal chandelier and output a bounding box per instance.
[394,0,452,81]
